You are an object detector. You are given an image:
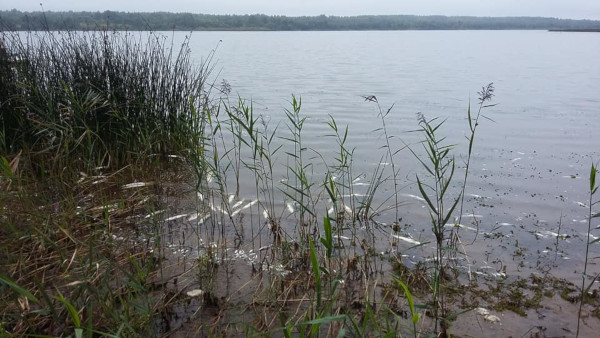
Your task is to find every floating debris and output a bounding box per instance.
[511,157,522,162]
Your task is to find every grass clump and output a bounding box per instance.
[0,29,212,335]
[0,30,212,173]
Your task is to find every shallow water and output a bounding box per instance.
[165,30,600,279]
[140,30,600,334]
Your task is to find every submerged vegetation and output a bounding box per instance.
[1,30,599,337]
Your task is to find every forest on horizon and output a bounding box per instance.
[1,10,600,31]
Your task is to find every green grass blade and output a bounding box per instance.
[303,315,346,325]
[416,176,438,215]
[0,273,39,304]
[309,238,322,309]
[54,290,81,328]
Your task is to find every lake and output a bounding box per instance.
[161,30,600,279]
[6,28,600,336]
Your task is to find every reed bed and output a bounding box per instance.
[1,29,599,337]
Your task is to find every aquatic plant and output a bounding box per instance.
[409,113,460,335]
[0,30,213,172]
[577,162,600,337]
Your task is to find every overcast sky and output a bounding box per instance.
[2,0,599,20]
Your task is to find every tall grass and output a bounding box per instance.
[0,29,213,335]
[0,30,212,173]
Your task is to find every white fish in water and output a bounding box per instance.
[231,199,245,210]
[122,182,153,189]
[392,234,421,245]
[344,205,353,214]
[484,314,501,323]
[243,199,258,209]
[444,223,476,231]
[286,202,295,213]
[475,307,490,316]
[462,213,483,218]
[231,199,258,217]
[188,213,210,223]
[402,193,426,202]
[186,289,204,298]
[165,214,188,221]
[208,202,225,214]
[144,210,166,219]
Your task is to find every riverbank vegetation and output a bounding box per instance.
[1,30,599,336]
[2,10,600,31]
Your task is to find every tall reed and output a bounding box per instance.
[409,113,460,335]
[577,162,599,337]
[0,30,212,172]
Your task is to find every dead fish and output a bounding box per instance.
[391,234,421,245]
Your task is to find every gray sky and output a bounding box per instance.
[2,0,600,20]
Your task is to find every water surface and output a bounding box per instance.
[170,30,600,278]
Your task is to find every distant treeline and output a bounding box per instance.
[1,10,600,31]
